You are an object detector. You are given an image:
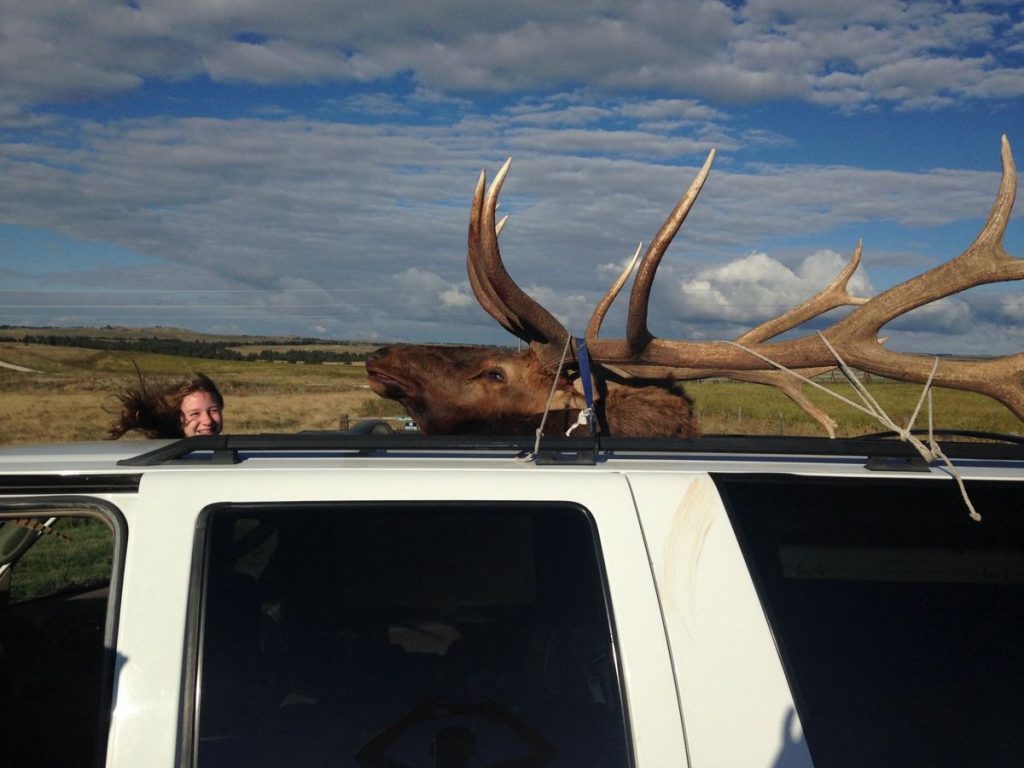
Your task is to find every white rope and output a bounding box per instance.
[520,334,575,461]
[725,336,981,522]
[924,392,982,522]
[565,407,593,437]
[518,332,982,521]
[723,340,889,418]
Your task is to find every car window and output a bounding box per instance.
[0,508,121,768]
[718,476,1024,768]
[191,502,629,768]
[4,517,113,604]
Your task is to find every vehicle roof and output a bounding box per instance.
[2,433,1024,482]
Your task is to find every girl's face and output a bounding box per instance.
[179,391,223,436]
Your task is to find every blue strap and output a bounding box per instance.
[575,337,595,426]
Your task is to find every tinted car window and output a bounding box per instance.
[719,476,1024,768]
[193,503,629,767]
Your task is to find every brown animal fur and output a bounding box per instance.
[365,344,699,437]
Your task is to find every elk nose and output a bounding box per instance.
[365,346,391,366]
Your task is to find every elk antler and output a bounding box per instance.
[724,243,869,436]
[469,136,1024,429]
[588,237,868,434]
[626,150,717,351]
[468,158,571,370]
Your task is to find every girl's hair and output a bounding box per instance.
[107,369,223,439]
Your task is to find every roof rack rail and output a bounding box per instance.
[116,432,564,467]
[857,429,1024,445]
[114,431,1024,468]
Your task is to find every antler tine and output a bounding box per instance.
[586,242,643,341]
[467,158,570,369]
[626,148,716,351]
[729,369,839,438]
[832,134,1020,346]
[811,134,1024,418]
[720,246,868,434]
[590,138,1024,423]
[976,134,1016,248]
[467,167,519,334]
[738,242,868,345]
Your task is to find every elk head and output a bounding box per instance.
[364,156,701,437]
[369,136,1024,438]
[366,344,580,434]
[366,341,699,436]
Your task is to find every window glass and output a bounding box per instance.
[6,517,113,604]
[0,511,118,768]
[719,477,1024,768]
[194,503,628,768]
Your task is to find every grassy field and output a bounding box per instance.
[1,337,1021,445]
[688,377,1022,437]
[0,339,401,445]
[8,517,114,603]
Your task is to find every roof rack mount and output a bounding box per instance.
[114,431,1024,468]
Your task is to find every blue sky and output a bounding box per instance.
[3,0,1024,354]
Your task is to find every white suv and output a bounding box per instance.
[1,432,1022,767]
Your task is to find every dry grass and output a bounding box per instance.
[688,380,1022,437]
[225,343,382,355]
[0,341,401,445]
[1,340,1020,446]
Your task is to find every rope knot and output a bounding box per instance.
[726,334,981,522]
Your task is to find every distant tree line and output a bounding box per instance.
[17,334,369,364]
[249,348,367,364]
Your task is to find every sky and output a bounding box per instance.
[3,0,1024,355]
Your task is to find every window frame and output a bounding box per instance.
[715,473,1024,768]
[0,495,128,768]
[180,499,633,768]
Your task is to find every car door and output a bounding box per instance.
[628,472,814,768]
[110,467,686,767]
[0,497,127,768]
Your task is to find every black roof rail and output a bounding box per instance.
[858,429,1024,445]
[115,432,577,467]
[115,431,1024,468]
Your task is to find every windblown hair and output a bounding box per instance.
[107,371,223,439]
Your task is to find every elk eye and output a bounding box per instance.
[483,368,505,382]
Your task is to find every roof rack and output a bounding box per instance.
[115,424,1024,468]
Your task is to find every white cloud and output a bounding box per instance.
[1,1,1023,354]
[995,293,1024,321]
[666,249,874,327]
[390,268,478,319]
[618,99,727,123]
[2,0,1023,121]
[6,104,1017,350]
[203,38,354,84]
[440,287,474,308]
